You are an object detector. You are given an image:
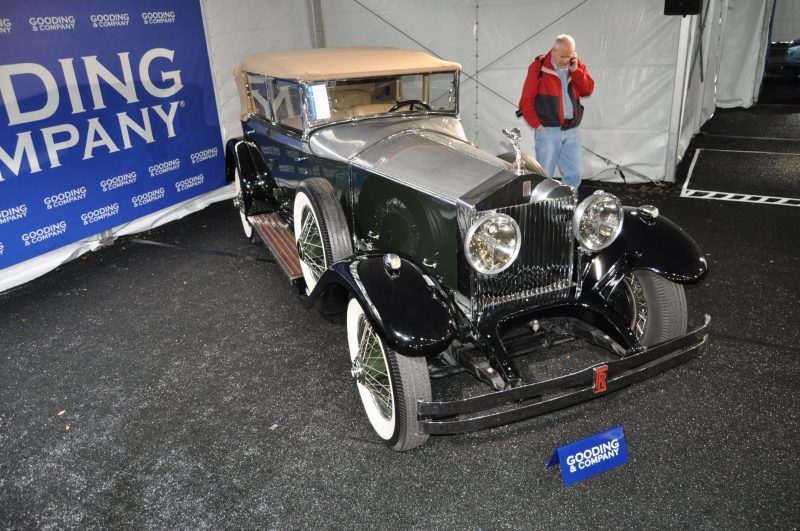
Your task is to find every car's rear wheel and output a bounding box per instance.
[346,298,431,451]
[610,270,687,346]
[233,167,256,242]
[293,178,352,295]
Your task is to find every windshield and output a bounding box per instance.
[305,71,458,125]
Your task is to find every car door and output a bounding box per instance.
[242,75,310,197]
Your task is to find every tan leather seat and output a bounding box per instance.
[350,103,394,116]
[279,115,303,130]
[332,89,372,108]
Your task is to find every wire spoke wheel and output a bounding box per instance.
[617,273,648,341]
[292,179,352,295]
[609,270,687,346]
[346,298,431,451]
[354,313,394,420]
[297,207,327,283]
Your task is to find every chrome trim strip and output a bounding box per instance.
[268,129,309,153]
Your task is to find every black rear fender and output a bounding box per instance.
[225,137,277,215]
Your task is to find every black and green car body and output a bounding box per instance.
[226,47,709,450]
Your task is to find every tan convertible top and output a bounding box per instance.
[239,47,462,80]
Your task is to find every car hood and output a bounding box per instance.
[309,116,516,205]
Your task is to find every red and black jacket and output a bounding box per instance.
[519,50,594,129]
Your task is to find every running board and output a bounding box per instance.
[250,213,303,280]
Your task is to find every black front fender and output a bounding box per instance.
[310,255,457,357]
[583,207,708,291]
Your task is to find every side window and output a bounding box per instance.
[246,73,272,121]
[270,79,304,131]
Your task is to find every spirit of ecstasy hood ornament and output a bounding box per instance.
[502,127,525,176]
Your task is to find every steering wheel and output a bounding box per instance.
[389,99,432,112]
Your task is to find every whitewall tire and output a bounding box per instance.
[233,167,255,241]
[346,298,431,451]
[292,179,351,295]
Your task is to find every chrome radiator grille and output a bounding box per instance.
[462,197,576,316]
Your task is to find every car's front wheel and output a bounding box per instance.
[293,178,351,295]
[610,270,688,346]
[346,298,431,451]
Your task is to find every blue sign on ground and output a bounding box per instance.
[547,425,629,486]
[0,0,224,269]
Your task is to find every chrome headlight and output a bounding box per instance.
[464,213,521,275]
[573,191,623,252]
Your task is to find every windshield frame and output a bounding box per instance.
[300,70,460,134]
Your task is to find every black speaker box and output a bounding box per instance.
[664,0,702,15]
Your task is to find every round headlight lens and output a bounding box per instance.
[464,213,521,275]
[573,191,624,251]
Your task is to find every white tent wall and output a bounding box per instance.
[320,0,689,184]
[674,0,782,164]
[678,0,723,159]
[699,0,727,127]
[201,0,314,141]
[715,0,774,108]
[772,0,800,42]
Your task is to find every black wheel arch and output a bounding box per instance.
[293,177,353,297]
[308,253,457,358]
[582,207,708,294]
[225,137,277,215]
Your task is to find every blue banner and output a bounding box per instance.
[0,0,223,269]
[547,425,629,486]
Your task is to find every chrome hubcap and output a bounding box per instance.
[350,358,364,382]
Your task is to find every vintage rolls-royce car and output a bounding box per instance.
[226,47,709,451]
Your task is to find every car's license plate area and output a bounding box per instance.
[429,319,615,402]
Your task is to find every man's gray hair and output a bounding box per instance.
[553,34,575,52]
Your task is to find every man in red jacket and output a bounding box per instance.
[519,34,594,187]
